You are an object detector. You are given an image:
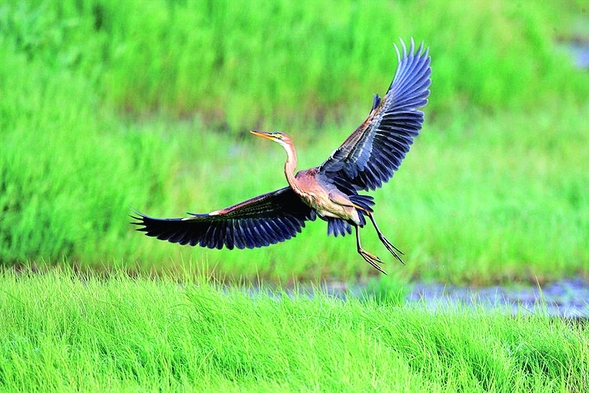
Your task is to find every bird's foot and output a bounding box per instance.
[358,248,387,275]
[379,235,405,265]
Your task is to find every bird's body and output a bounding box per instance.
[274,143,358,224]
[295,169,360,224]
[133,39,431,273]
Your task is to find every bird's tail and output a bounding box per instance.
[327,218,352,237]
[349,194,374,212]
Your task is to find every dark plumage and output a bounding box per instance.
[136,187,314,250]
[319,40,431,190]
[133,38,431,274]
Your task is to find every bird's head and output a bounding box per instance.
[250,131,292,147]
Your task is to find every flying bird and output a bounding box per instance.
[133,39,431,274]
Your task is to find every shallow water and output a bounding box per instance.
[246,277,589,319]
[560,24,589,70]
[566,41,589,69]
[405,277,589,319]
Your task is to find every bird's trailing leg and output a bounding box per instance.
[366,212,405,264]
[354,225,387,274]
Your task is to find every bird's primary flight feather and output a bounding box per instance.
[319,39,431,191]
[134,187,314,250]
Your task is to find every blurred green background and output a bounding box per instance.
[1,0,588,283]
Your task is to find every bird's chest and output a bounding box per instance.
[294,171,355,221]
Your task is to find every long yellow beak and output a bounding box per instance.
[250,130,275,141]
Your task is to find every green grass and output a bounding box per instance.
[1,268,587,392]
[2,0,587,127]
[2,3,587,390]
[4,95,586,283]
[1,0,588,283]
[120,103,589,284]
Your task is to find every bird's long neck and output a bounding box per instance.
[281,141,300,191]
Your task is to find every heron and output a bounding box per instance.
[133,39,431,274]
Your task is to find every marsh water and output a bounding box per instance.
[245,277,589,319]
[405,278,589,318]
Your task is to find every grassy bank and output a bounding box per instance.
[1,0,588,283]
[1,269,587,392]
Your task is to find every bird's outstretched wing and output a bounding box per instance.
[132,187,315,250]
[319,38,431,191]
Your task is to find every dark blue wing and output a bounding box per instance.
[319,39,431,191]
[132,187,315,250]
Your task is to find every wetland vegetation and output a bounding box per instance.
[1,0,588,391]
